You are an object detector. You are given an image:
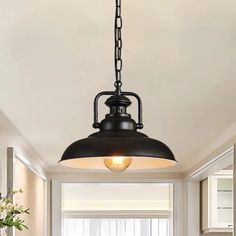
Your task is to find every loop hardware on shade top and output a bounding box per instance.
[92,91,143,130]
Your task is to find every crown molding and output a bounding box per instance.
[0,110,47,172]
[184,121,236,178]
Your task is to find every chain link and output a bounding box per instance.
[114,0,123,93]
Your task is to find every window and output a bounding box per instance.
[61,183,173,236]
[63,218,170,236]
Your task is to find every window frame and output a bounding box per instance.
[62,210,171,219]
[51,178,184,236]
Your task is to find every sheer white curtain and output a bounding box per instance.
[63,218,169,236]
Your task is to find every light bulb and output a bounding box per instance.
[104,156,132,172]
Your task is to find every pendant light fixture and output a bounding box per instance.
[59,0,177,172]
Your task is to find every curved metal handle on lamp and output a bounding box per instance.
[92,91,143,129]
[122,91,143,129]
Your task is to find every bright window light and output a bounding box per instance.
[61,183,173,236]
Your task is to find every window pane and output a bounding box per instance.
[63,218,170,236]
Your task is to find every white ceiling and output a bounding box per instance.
[0,0,236,172]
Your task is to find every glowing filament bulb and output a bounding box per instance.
[104,156,132,172]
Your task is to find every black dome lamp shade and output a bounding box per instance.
[59,0,177,172]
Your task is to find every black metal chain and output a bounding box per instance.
[114,0,123,94]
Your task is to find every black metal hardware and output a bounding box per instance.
[93,91,143,130]
[92,0,143,130]
[93,91,115,128]
[114,0,123,94]
[122,92,143,129]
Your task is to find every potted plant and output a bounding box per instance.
[0,189,29,235]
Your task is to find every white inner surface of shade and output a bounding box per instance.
[59,157,177,170]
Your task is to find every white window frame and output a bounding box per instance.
[62,210,171,219]
[51,178,183,236]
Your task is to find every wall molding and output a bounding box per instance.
[48,171,185,182]
[0,110,47,172]
[184,121,236,173]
